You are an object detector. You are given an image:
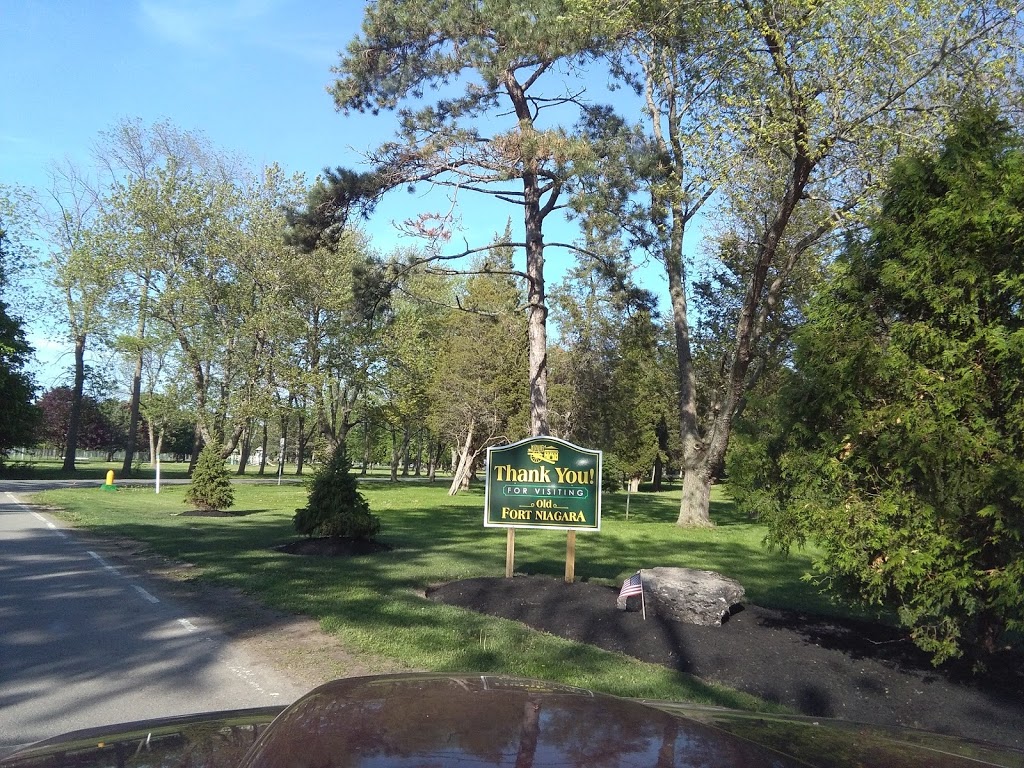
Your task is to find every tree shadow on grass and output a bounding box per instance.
[275,538,393,557]
[179,508,272,517]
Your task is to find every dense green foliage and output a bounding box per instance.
[0,220,38,464]
[550,269,676,489]
[185,443,235,511]
[736,109,1024,663]
[0,302,37,462]
[294,442,380,539]
[430,241,530,493]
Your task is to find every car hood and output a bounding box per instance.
[2,674,1021,768]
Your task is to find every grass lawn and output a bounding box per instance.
[31,478,844,711]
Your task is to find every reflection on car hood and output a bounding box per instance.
[2,674,1022,768]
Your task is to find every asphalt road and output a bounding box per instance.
[0,483,307,757]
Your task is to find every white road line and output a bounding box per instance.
[28,510,66,536]
[177,618,199,632]
[28,511,55,529]
[8,500,70,538]
[132,585,160,603]
[86,550,121,576]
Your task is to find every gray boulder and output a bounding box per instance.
[618,567,745,626]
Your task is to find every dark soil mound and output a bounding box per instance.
[428,575,1024,750]
[275,537,392,557]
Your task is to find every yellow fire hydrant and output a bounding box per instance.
[101,469,118,492]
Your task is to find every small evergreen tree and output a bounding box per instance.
[294,442,379,539]
[185,443,234,511]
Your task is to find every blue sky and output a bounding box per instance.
[2,1,399,384]
[2,1,668,387]
[2,1,382,210]
[1,0,600,246]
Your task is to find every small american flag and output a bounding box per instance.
[619,571,643,599]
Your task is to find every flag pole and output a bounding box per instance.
[640,573,646,620]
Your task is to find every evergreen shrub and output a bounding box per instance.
[294,442,380,539]
[185,443,234,511]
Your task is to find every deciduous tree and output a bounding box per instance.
[93,118,216,476]
[36,163,116,470]
[570,0,1018,525]
[429,235,530,494]
[35,386,117,456]
[549,262,675,488]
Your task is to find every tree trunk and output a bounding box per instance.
[504,72,550,438]
[463,452,481,490]
[278,411,290,476]
[362,417,372,474]
[428,440,443,483]
[412,428,423,476]
[661,198,709,527]
[257,420,269,475]
[678,465,714,527]
[188,422,203,474]
[236,421,252,475]
[525,186,548,438]
[448,421,475,495]
[389,426,401,482]
[317,381,360,451]
[401,425,412,476]
[121,276,149,477]
[120,348,143,477]
[295,411,308,475]
[62,333,87,472]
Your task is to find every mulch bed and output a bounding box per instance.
[427,575,1024,751]
[275,537,392,556]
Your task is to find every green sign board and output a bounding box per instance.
[484,437,602,531]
